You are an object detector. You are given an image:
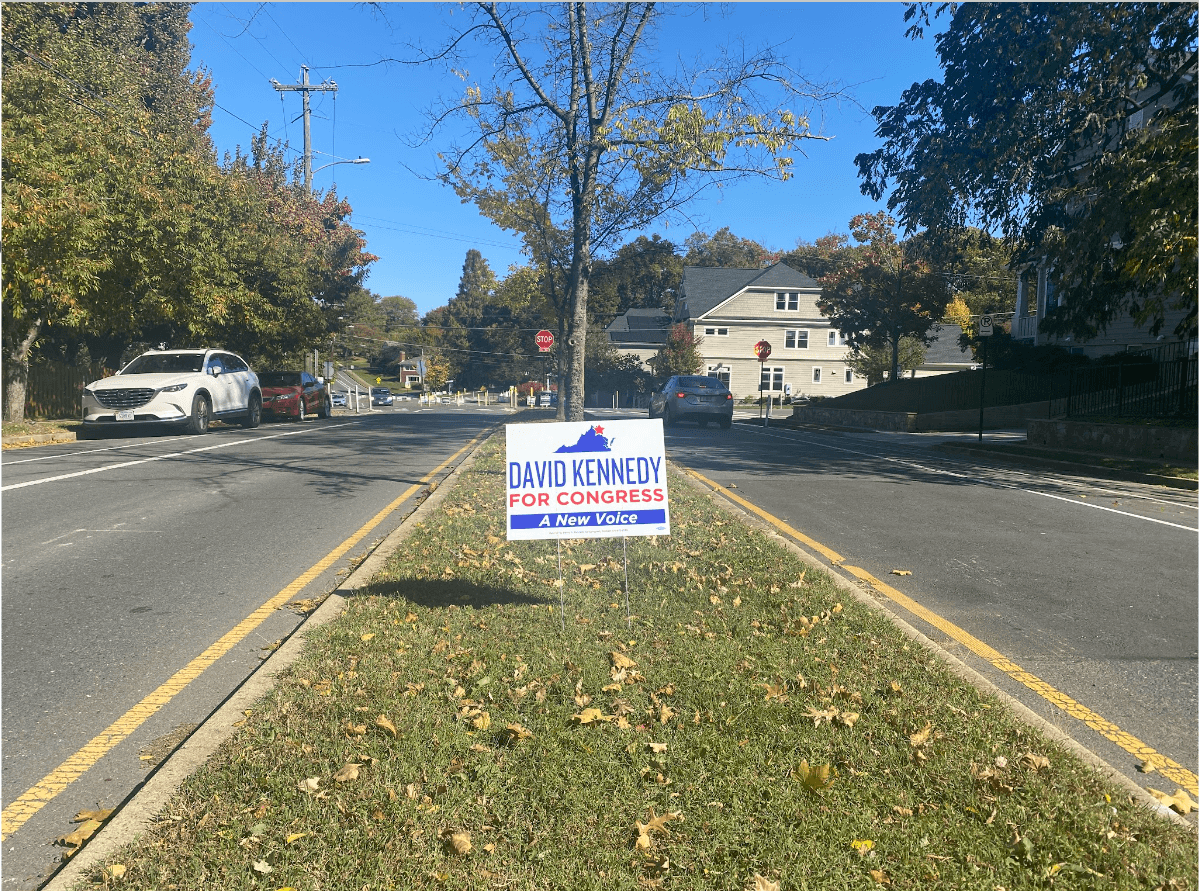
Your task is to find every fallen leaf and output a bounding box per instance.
[909,723,932,748]
[611,651,637,670]
[102,864,126,881]
[252,859,273,875]
[285,832,307,844]
[298,777,321,794]
[471,711,491,730]
[869,868,890,885]
[890,569,912,576]
[1148,787,1197,815]
[836,711,860,728]
[572,708,613,725]
[1136,757,1158,774]
[361,633,375,642]
[333,763,361,783]
[72,808,114,823]
[502,723,534,744]
[851,839,875,856]
[1019,752,1050,771]
[797,759,835,792]
[748,874,780,891]
[55,819,101,850]
[376,715,398,737]
[442,829,472,855]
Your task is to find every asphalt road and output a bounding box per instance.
[648,414,1198,806]
[1,406,503,890]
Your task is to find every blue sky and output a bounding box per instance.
[188,3,944,316]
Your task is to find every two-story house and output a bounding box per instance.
[672,262,866,400]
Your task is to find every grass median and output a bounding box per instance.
[77,428,1195,890]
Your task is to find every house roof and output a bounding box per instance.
[605,307,671,346]
[679,262,821,319]
[922,325,974,366]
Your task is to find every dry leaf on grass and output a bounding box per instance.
[101,864,126,881]
[634,809,682,851]
[851,839,875,856]
[251,859,272,874]
[611,651,637,670]
[909,723,933,747]
[333,763,360,783]
[797,759,835,792]
[1019,752,1050,771]
[572,708,613,725]
[869,869,891,885]
[747,874,780,891]
[441,829,472,855]
[501,723,534,744]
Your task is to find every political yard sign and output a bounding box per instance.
[506,419,670,541]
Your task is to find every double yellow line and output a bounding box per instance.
[686,467,1199,796]
[1,436,481,840]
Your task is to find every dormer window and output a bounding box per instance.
[775,291,799,311]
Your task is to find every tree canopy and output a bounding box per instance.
[816,212,949,383]
[856,2,1197,342]
[429,2,845,420]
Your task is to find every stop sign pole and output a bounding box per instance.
[754,340,772,426]
[978,315,993,441]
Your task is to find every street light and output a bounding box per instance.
[312,157,370,176]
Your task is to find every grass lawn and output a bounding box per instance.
[2,418,81,439]
[73,431,1196,890]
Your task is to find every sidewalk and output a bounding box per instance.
[44,425,1196,891]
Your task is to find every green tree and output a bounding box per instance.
[781,233,853,281]
[856,2,1197,342]
[378,296,420,333]
[649,324,704,382]
[589,235,683,322]
[431,3,845,421]
[683,228,769,268]
[846,338,927,386]
[816,212,949,384]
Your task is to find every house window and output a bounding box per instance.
[827,330,845,347]
[784,329,808,349]
[760,366,784,392]
[845,368,854,384]
[1044,273,1057,311]
[706,365,730,387]
[775,291,799,311]
[703,327,729,336]
[812,367,822,384]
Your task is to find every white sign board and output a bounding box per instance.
[506,419,670,540]
[979,314,994,337]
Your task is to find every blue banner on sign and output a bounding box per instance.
[510,509,667,531]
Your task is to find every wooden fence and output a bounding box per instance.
[13,361,114,420]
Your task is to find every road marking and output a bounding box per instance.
[744,428,1198,532]
[0,434,482,841]
[684,466,1199,797]
[1,424,355,492]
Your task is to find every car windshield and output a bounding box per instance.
[121,353,205,375]
[677,376,726,390]
[371,388,390,395]
[259,372,302,387]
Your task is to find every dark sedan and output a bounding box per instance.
[259,371,331,420]
[649,375,734,428]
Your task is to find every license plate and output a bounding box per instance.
[116,410,135,421]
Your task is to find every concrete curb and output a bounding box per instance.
[673,462,1193,830]
[2,431,77,448]
[44,434,494,891]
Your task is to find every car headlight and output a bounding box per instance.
[160,383,188,393]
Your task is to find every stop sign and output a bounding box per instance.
[754,340,772,361]
[535,329,555,352]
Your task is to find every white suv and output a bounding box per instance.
[82,349,262,434]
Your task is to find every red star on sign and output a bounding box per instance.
[594,425,604,436]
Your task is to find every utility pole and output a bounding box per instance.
[271,66,338,192]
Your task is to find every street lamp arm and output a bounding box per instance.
[312,158,370,175]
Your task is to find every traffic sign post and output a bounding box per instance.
[753,340,772,426]
[977,316,993,441]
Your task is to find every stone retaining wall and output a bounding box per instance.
[1026,419,1197,462]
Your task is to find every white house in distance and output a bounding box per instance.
[670,262,867,400]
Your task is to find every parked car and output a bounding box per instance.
[648,374,734,429]
[370,386,394,406]
[259,371,330,421]
[331,391,348,407]
[82,349,261,435]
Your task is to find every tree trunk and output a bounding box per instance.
[3,318,42,423]
[890,332,901,383]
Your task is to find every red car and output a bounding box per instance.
[259,371,331,420]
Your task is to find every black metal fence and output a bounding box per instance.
[1059,347,1197,420]
[16,361,113,420]
[820,343,1197,421]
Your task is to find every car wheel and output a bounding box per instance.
[298,398,306,422]
[242,392,262,428]
[185,394,211,435]
[319,396,331,418]
[664,405,677,427]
